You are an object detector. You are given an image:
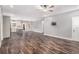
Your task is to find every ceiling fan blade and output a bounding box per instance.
[49,5,54,8]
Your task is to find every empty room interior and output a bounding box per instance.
[0,5,79,54]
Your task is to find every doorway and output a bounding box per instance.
[72,16,79,41]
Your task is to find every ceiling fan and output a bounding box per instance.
[40,5,54,12]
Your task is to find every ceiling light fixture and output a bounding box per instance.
[40,5,54,12]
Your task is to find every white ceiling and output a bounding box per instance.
[1,5,79,21]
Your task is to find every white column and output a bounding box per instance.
[3,16,10,38]
[0,7,3,47]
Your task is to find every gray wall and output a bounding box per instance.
[3,16,10,38]
[31,20,43,33]
[44,10,79,40]
[53,14,72,39]
[44,11,72,40]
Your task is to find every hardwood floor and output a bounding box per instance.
[0,31,79,54]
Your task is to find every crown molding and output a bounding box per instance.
[52,6,79,16]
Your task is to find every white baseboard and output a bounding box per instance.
[32,30,43,33]
[44,33,79,42]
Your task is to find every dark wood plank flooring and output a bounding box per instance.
[0,31,79,54]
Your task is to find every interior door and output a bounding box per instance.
[72,16,79,41]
